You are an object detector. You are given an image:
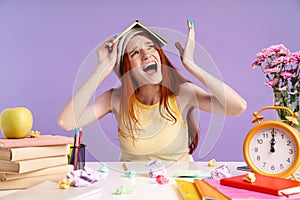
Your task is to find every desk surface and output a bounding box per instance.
[0,161,246,199]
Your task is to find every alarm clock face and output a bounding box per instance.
[246,125,298,176]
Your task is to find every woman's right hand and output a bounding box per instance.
[175,18,195,70]
[96,37,118,74]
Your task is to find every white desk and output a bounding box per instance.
[0,161,246,200]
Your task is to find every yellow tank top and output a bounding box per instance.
[118,95,190,162]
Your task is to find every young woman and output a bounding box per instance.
[58,19,247,162]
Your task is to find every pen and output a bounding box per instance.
[73,128,80,170]
[70,128,79,165]
[79,128,83,145]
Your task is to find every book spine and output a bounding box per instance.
[0,160,19,173]
[0,148,11,161]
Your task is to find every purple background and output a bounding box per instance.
[0,0,299,162]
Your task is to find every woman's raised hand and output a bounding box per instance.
[96,37,119,74]
[175,18,196,67]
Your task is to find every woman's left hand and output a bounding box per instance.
[175,18,196,67]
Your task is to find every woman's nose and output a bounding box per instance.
[142,49,151,60]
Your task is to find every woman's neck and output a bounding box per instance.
[136,84,161,105]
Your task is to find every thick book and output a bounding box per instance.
[0,174,67,190]
[0,144,70,161]
[194,179,229,200]
[0,134,73,148]
[108,20,167,48]
[0,155,68,173]
[0,164,73,181]
[220,173,300,196]
[0,181,102,199]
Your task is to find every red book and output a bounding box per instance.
[205,178,300,199]
[220,173,300,196]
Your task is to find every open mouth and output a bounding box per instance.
[143,62,157,73]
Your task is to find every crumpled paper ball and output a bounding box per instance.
[66,166,100,187]
[211,164,232,180]
[146,159,167,178]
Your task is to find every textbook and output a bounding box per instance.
[0,155,68,173]
[0,174,67,190]
[220,173,300,196]
[0,164,73,181]
[0,144,70,161]
[0,181,102,199]
[108,20,167,48]
[0,134,73,148]
[194,179,229,200]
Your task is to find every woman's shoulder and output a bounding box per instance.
[176,82,205,111]
[177,82,196,95]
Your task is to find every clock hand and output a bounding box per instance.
[270,128,276,153]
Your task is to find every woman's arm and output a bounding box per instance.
[57,39,118,130]
[176,19,247,116]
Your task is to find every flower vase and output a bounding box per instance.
[273,91,300,131]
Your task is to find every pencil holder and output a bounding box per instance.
[70,144,86,170]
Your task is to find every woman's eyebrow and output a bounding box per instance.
[128,47,138,55]
[145,41,154,45]
[128,41,154,55]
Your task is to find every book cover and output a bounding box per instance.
[0,155,68,173]
[0,164,73,181]
[194,179,230,200]
[175,179,201,200]
[0,181,102,199]
[220,173,300,196]
[0,135,73,148]
[109,20,167,48]
[0,174,67,190]
[0,144,70,161]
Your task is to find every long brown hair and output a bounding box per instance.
[118,32,199,154]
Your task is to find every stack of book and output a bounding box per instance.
[0,135,74,190]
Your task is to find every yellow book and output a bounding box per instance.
[175,179,201,200]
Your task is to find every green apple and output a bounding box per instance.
[0,107,33,139]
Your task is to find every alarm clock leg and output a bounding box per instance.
[292,174,299,181]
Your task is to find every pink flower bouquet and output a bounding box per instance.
[252,44,300,128]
